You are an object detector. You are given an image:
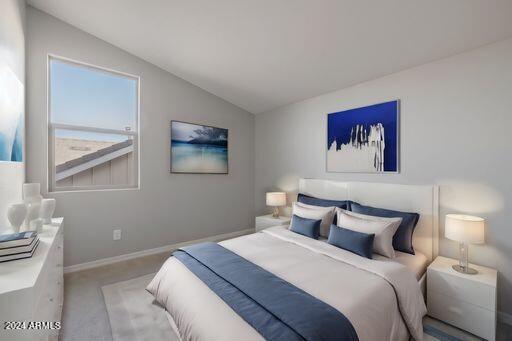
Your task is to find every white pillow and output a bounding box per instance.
[293,202,335,237]
[337,207,403,225]
[336,209,401,258]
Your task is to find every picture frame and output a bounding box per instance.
[170,120,229,174]
[326,100,400,173]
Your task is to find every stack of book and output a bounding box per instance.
[0,231,40,262]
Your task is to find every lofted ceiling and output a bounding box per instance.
[28,0,512,114]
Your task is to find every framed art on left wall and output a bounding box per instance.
[170,121,228,174]
[0,63,23,162]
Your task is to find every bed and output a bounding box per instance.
[148,179,439,341]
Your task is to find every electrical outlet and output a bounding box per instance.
[113,229,122,241]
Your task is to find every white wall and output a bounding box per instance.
[0,0,26,230]
[26,7,255,266]
[255,38,512,315]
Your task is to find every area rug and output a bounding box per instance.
[103,274,462,341]
[101,273,179,341]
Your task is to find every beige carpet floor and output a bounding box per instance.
[61,252,512,340]
[61,252,170,341]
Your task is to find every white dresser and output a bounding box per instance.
[0,218,64,341]
[427,256,497,341]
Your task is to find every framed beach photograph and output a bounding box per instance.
[327,100,399,173]
[170,121,228,174]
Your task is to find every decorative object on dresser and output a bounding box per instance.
[0,218,64,341]
[0,231,39,261]
[327,100,399,173]
[22,182,43,204]
[255,214,291,232]
[265,192,286,217]
[0,244,40,260]
[30,218,44,233]
[40,198,56,224]
[23,202,41,231]
[427,256,497,341]
[445,214,485,274]
[6,203,27,234]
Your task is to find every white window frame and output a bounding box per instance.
[47,54,141,193]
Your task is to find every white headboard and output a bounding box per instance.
[298,179,439,261]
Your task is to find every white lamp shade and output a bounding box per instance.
[445,214,485,244]
[266,192,286,207]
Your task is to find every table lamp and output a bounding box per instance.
[445,214,485,274]
[266,192,286,218]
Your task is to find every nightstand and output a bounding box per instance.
[255,214,291,232]
[427,256,497,341]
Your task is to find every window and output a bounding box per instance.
[48,56,139,192]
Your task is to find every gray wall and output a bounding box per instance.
[0,0,25,231]
[26,7,255,266]
[255,38,512,315]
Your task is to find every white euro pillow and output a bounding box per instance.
[293,202,335,238]
[335,208,401,258]
[338,208,404,225]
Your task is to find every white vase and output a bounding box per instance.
[6,203,27,234]
[23,183,43,205]
[39,199,56,224]
[23,202,41,231]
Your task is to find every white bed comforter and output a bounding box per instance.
[147,226,427,341]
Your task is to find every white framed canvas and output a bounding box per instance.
[0,63,24,162]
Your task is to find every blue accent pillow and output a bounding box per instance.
[290,214,321,239]
[350,202,420,255]
[327,225,375,259]
[297,193,350,209]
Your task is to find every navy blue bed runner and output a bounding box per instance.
[173,242,358,341]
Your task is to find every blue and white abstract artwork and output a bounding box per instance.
[0,64,24,163]
[171,121,228,174]
[327,100,399,173]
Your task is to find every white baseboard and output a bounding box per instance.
[64,228,254,274]
[499,310,512,326]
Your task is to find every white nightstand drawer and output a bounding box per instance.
[428,291,495,341]
[427,268,496,310]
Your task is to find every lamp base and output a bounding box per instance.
[452,265,478,275]
[272,207,280,218]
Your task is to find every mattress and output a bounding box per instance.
[148,226,427,341]
[161,251,425,341]
[374,250,429,280]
